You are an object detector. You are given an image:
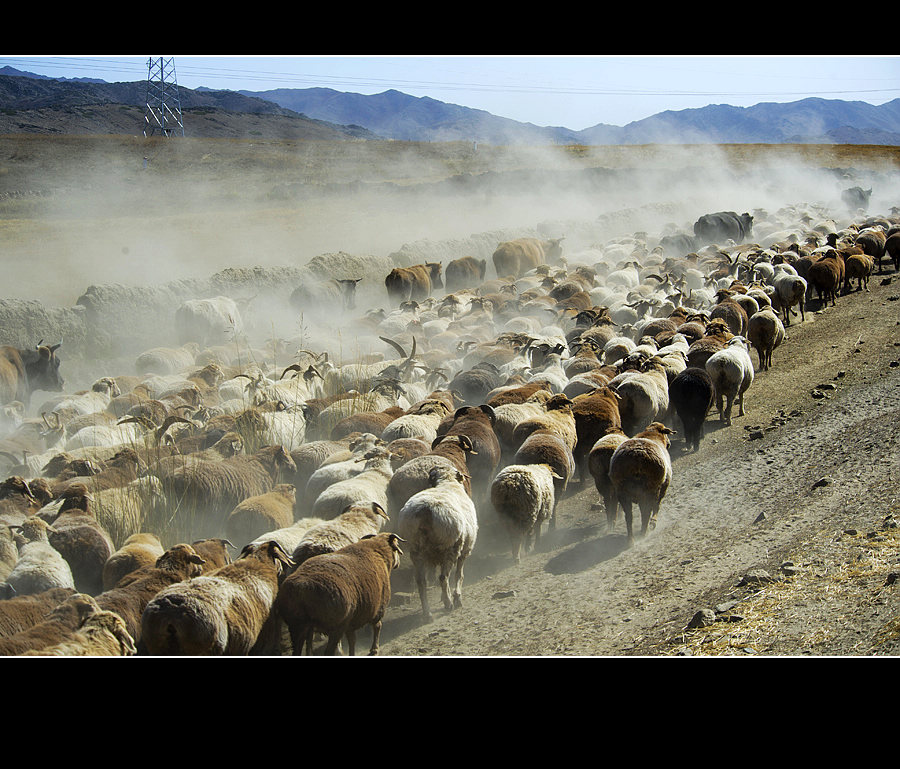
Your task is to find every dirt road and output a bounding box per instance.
[376,275,900,656]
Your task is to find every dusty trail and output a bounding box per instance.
[376,277,900,656]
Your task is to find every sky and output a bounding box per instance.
[2,55,899,130]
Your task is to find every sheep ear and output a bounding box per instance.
[479,404,496,425]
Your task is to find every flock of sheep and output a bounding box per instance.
[1,192,898,656]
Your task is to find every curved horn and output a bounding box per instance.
[379,336,407,359]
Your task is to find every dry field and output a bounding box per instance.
[1,135,899,656]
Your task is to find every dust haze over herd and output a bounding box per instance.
[5,138,892,389]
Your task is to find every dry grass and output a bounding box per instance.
[665,516,900,656]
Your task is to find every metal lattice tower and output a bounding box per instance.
[143,57,185,137]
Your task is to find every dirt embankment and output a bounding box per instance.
[375,275,900,657]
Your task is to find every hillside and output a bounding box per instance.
[2,68,899,145]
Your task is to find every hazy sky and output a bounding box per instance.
[2,55,898,130]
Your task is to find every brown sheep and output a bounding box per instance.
[570,386,623,483]
[807,250,845,307]
[709,289,749,336]
[46,484,115,596]
[843,250,875,293]
[21,609,137,656]
[386,433,478,515]
[275,531,404,655]
[608,422,675,545]
[102,532,165,591]
[95,542,208,647]
[384,262,443,304]
[141,539,295,656]
[587,427,630,532]
[512,430,575,530]
[510,394,578,455]
[0,592,100,656]
[0,586,76,638]
[492,237,564,278]
[434,405,501,502]
[224,483,297,548]
[746,307,785,372]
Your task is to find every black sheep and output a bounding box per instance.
[669,367,714,452]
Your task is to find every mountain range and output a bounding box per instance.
[2,65,899,145]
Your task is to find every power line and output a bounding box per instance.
[2,56,899,101]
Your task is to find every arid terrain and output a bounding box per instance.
[1,135,898,656]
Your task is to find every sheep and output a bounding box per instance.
[51,446,146,498]
[512,430,575,530]
[310,446,394,520]
[746,307,785,371]
[385,433,478,516]
[396,464,478,622]
[570,385,623,483]
[434,405,501,503]
[0,592,101,656]
[509,394,578,454]
[224,483,297,548]
[607,357,670,436]
[246,517,329,555]
[274,531,404,656]
[95,542,209,647]
[102,532,165,591]
[3,517,75,597]
[21,608,137,656]
[380,398,451,445]
[587,427,629,531]
[490,391,554,459]
[807,250,844,307]
[705,336,755,426]
[490,464,560,563]
[770,268,807,326]
[289,436,356,490]
[157,444,297,539]
[301,433,382,509]
[44,483,115,596]
[843,251,875,293]
[607,422,676,545]
[291,501,389,567]
[668,367,715,451]
[0,525,16,583]
[175,296,244,348]
[141,539,295,656]
[189,537,234,573]
[91,475,167,547]
[0,587,76,639]
[0,475,45,529]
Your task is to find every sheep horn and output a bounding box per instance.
[379,336,407,359]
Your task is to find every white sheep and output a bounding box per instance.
[310,446,394,519]
[608,422,675,545]
[705,336,755,425]
[490,463,559,563]
[608,357,670,436]
[380,399,450,446]
[395,464,478,622]
[3,517,76,597]
[291,501,389,566]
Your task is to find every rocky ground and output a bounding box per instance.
[373,271,900,657]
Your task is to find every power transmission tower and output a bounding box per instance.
[143,56,185,137]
